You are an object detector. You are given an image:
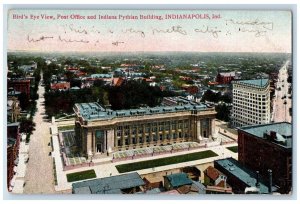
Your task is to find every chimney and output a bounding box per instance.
[256,171,260,187]
[268,169,273,194]
[270,131,276,140]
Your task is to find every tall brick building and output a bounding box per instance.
[7,122,21,191]
[238,122,292,194]
[7,79,31,99]
[216,72,236,84]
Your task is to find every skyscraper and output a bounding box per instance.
[232,79,270,127]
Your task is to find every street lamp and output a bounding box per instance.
[284,100,287,122]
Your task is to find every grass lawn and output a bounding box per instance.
[66,169,96,182]
[116,150,218,173]
[227,146,238,153]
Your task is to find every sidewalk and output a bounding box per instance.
[52,129,238,192]
[11,133,29,194]
[51,123,71,192]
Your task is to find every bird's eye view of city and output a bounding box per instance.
[5,9,293,196]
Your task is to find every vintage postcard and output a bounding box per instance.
[6,9,292,195]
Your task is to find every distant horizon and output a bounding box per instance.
[7,50,292,54]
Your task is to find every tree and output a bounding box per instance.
[19,117,36,135]
[215,104,231,122]
[19,92,30,110]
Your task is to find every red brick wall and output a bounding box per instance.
[238,130,292,193]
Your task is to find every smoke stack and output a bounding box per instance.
[256,171,260,187]
[270,131,276,140]
[268,169,273,194]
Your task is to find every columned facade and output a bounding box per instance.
[74,102,217,159]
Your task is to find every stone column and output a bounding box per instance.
[122,126,125,148]
[211,118,216,139]
[156,122,159,143]
[86,130,93,159]
[197,119,202,141]
[104,130,107,152]
[92,130,95,154]
[149,123,153,143]
[129,125,132,145]
[114,128,118,149]
[107,129,114,153]
[142,124,146,145]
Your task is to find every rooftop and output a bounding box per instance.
[90,73,113,79]
[214,158,278,194]
[74,99,209,121]
[72,172,145,194]
[219,72,236,77]
[165,173,193,188]
[238,122,292,148]
[204,166,224,181]
[233,79,269,88]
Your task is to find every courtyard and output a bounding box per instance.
[60,130,87,166]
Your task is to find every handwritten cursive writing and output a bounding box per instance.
[122,28,145,38]
[112,41,124,46]
[194,25,221,38]
[238,27,267,37]
[152,25,187,35]
[68,24,88,34]
[58,35,89,43]
[27,35,54,42]
[226,19,273,30]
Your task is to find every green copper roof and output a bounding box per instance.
[165,172,193,188]
[234,79,269,88]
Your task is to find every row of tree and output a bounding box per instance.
[44,80,176,118]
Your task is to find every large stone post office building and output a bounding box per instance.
[73,97,217,159]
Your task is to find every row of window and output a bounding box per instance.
[233,98,267,104]
[116,132,189,146]
[233,107,267,113]
[115,122,190,137]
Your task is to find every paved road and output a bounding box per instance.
[24,73,55,194]
[272,60,292,123]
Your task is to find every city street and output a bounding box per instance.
[23,73,55,194]
[272,60,292,123]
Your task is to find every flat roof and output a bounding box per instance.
[214,158,278,194]
[75,100,209,121]
[165,173,193,188]
[238,122,292,149]
[233,79,269,88]
[72,172,145,194]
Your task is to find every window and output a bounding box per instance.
[139,128,143,134]
[117,139,122,146]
